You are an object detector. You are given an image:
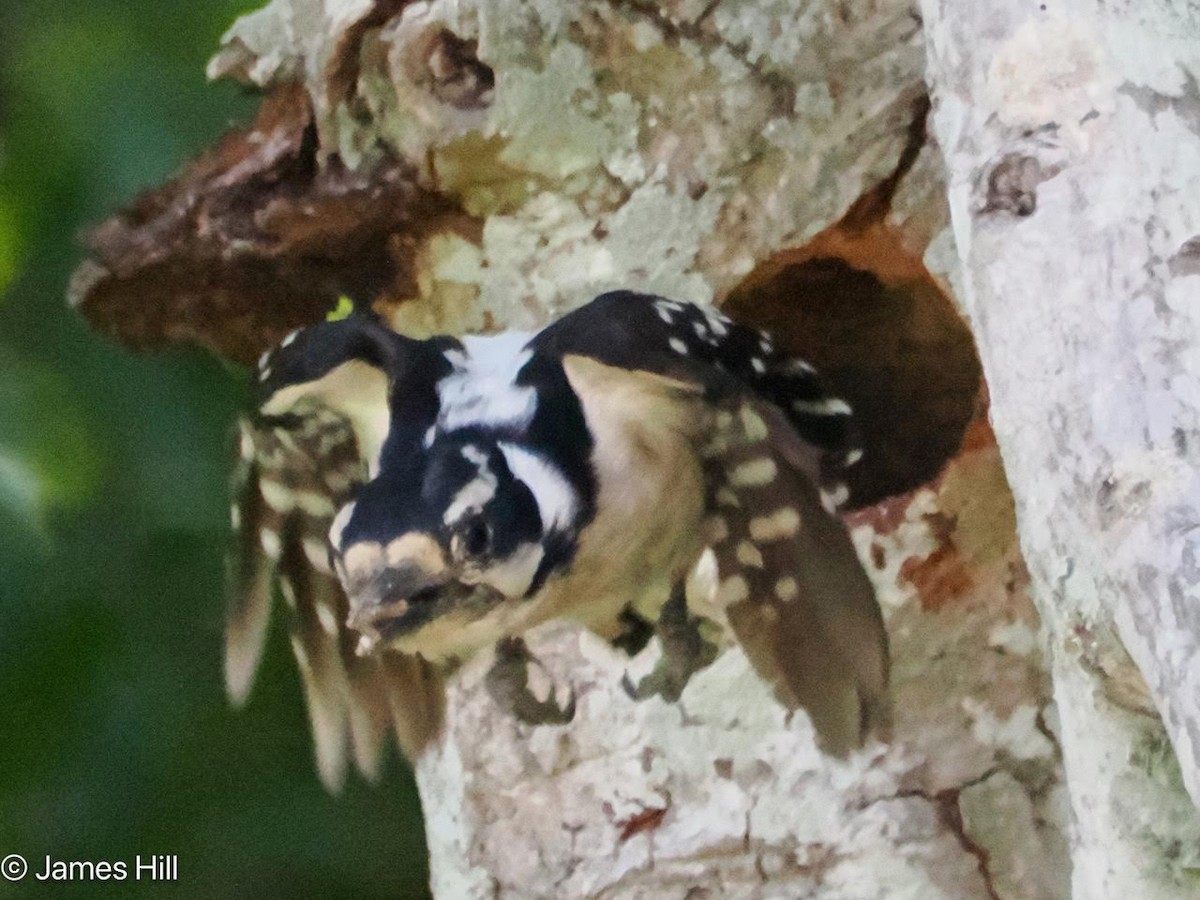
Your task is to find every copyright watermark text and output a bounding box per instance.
[1,854,178,883]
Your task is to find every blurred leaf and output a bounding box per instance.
[0,348,101,529]
[0,186,22,297]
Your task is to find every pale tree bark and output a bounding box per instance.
[920,1,1200,897]
[70,0,1200,896]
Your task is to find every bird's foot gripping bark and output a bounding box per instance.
[485,637,576,725]
[623,589,720,703]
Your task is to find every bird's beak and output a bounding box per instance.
[347,563,449,628]
[338,534,452,643]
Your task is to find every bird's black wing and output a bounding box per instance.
[532,291,862,485]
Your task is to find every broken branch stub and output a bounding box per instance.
[70,82,473,365]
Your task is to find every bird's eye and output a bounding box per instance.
[459,516,492,558]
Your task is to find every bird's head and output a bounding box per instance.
[331,433,577,659]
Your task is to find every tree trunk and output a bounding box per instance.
[920,1,1200,897]
[70,0,1199,896]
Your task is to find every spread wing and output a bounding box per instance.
[704,398,889,754]
[227,316,443,790]
[533,291,889,754]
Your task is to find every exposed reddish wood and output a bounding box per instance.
[616,805,669,843]
[899,541,974,612]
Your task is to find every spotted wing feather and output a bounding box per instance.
[704,398,889,755]
[228,327,443,790]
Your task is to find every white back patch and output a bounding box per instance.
[437,332,536,433]
[498,442,578,533]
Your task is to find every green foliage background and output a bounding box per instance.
[0,3,430,896]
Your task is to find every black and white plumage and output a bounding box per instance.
[228,291,888,786]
